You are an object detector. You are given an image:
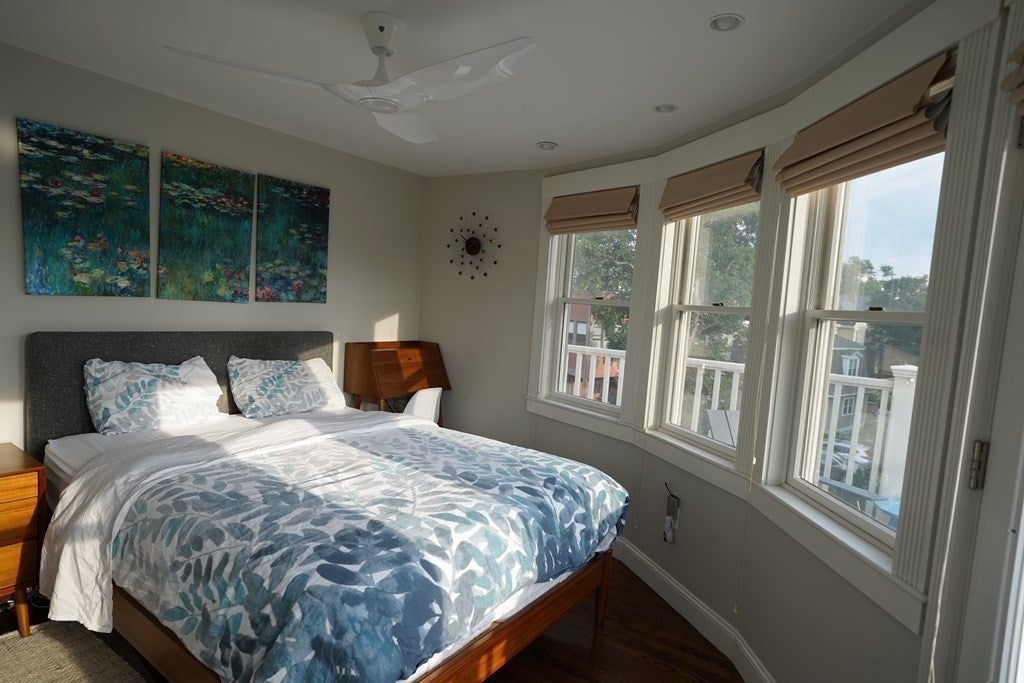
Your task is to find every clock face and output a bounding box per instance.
[446,211,501,279]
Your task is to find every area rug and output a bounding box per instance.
[0,621,153,682]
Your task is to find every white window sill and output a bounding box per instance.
[524,393,927,633]
[525,395,637,443]
[642,429,751,500]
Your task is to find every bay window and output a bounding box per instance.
[526,29,1015,635]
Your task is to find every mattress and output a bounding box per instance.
[42,411,628,681]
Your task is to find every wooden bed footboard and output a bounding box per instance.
[111,551,614,682]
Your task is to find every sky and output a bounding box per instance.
[841,152,944,279]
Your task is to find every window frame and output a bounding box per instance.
[659,208,758,459]
[545,231,634,415]
[784,177,933,549]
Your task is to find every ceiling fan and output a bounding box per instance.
[167,12,536,144]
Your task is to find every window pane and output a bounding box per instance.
[804,320,922,532]
[688,202,759,307]
[835,153,943,312]
[558,303,628,407]
[570,229,636,301]
[670,312,748,447]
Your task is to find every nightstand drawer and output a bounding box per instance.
[0,473,37,503]
[0,540,37,589]
[0,499,38,544]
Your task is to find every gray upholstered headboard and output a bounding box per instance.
[24,331,334,459]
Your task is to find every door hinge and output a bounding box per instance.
[969,440,989,490]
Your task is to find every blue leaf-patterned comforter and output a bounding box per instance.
[41,412,628,682]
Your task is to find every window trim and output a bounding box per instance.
[543,229,636,416]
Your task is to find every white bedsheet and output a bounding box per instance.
[43,415,261,508]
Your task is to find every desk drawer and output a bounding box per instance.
[0,499,37,544]
[0,539,37,589]
[0,473,37,503]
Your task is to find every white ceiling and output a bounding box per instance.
[0,0,930,178]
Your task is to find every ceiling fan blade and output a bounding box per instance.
[166,45,335,89]
[167,45,375,106]
[377,37,537,110]
[372,111,438,144]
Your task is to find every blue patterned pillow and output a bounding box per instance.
[227,356,346,419]
[84,356,225,435]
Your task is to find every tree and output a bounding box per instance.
[689,204,759,362]
[570,230,636,350]
[567,205,759,362]
[838,256,927,375]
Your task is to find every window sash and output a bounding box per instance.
[664,308,749,455]
[553,301,628,411]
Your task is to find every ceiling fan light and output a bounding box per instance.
[358,97,401,114]
[708,13,744,32]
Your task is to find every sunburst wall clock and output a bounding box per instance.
[446,211,501,279]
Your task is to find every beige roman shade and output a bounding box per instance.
[774,51,955,196]
[1000,41,1024,115]
[659,150,764,222]
[544,186,639,234]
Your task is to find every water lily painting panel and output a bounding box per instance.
[17,118,150,296]
[158,153,254,303]
[255,174,329,303]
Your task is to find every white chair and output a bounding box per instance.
[403,387,443,424]
[706,409,740,447]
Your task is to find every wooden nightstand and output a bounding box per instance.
[0,443,45,637]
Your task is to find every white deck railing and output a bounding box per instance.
[560,346,916,502]
[678,359,917,500]
[563,344,626,406]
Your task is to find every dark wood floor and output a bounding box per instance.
[490,559,743,682]
[1,560,742,682]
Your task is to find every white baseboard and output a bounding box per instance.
[613,538,774,683]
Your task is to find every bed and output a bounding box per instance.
[24,331,628,682]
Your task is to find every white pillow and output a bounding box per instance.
[227,356,346,419]
[83,356,224,435]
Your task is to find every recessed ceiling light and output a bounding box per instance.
[654,104,678,113]
[535,141,559,151]
[708,13,744,32]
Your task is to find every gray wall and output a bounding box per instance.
[418,172,542,445]
[0,43,425,447]
[417,171,923,682]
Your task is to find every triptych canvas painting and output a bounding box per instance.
[15,118,330,304]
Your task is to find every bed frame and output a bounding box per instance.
[24,331,612,682]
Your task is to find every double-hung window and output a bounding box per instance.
[793,154,943,540]
[774,50,953,543]
[659,151,764,453]
[543,187,639,411]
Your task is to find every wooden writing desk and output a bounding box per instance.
[343,341,451,423]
